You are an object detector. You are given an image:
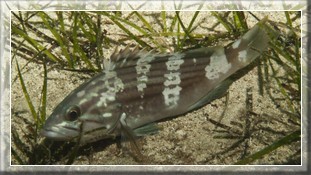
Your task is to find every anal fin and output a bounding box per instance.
[134,123,160,137]
[188,78,234,111]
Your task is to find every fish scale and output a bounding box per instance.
[41,19,270,147]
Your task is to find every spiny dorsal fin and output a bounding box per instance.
[104,45,158,72]
[112,45,145,67]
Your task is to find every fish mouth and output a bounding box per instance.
[40,125,80,141]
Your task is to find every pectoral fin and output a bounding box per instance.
[119,113,145,162]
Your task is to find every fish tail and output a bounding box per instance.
[228,17,270,66]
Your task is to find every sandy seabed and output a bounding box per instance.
[11,11,301,165]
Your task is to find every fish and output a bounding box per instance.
[40,19,269,147]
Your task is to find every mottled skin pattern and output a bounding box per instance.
[41,21,269,145]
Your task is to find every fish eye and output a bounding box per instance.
[66,105,81,121]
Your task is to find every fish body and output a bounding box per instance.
[41,21,269,145]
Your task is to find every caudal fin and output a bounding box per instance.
[226,17,270,66]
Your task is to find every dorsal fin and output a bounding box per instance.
[112,45,145,67]
[104,45,157,72]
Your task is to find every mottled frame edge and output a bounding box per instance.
[0,0,309,174]
[305,1,311,174]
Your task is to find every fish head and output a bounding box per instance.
[40,73,123,144]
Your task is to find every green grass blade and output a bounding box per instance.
[79,12,100,43]
[169,14,178,33]
[267,56,297,115]
[77,16,96,43]
[56,11,65,32]
[72,13,96,71]
[187,6,203,33]
[211,12,233,32]
[161,10,167,33]
[12,25,60,63]
[101,12,151,48]
[11,148,26,165]
[285,11,293,27]
[176,19,181,51]
[269,41,297,68]
[95,13,104,70]
[233,11,248,31]
[133,11,155,34]
[38,12,73,68]
[16,59,38,124]
[130,11,166,51]
[102,11,150,36]
[235,130,300,165]
[39,59,48,127]
[175,11,194,42]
